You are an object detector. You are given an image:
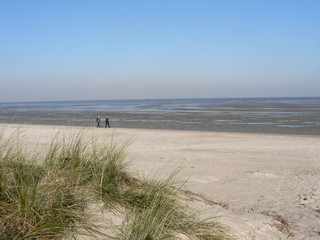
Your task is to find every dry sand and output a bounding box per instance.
[1,123,320,239]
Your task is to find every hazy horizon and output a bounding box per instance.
[1,96,320,105]
[1,0,319,102]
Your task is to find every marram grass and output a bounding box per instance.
[0,128,231,240]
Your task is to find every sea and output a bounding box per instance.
[1,97,320,135]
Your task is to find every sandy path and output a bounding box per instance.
[1,124,320,239]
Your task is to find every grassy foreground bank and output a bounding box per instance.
[0,128,230,240]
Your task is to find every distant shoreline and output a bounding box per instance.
[2,122,320,137]
[1,97,320,136]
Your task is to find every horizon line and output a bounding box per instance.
[1,96,320,104]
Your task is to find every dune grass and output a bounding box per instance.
[0,130,88,239]
[0,128,230,240]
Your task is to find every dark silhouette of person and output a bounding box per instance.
[96,116,101,128]
[105,116,110,128]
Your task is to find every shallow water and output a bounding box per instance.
[1,97,320,135]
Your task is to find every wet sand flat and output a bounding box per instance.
[1,97,320,135]
[2,123,320,239]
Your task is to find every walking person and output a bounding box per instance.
[105,116,111,128]
[96,116,101,128]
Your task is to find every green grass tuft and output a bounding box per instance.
[0,128,231,240]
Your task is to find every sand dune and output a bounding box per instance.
[2,123,320,239]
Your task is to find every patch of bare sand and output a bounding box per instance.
[2,124,320,239]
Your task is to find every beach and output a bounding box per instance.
[2,123,319,239]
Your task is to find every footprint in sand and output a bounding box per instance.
[252,172,277,178]
[190,176,218,184]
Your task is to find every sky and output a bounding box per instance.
[0,0,320,102]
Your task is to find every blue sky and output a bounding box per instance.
[0,0,319,102]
